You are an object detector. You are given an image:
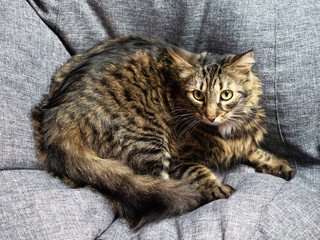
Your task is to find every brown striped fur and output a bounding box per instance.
[32,36,294,229]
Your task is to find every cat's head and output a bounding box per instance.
[169,47,263,136]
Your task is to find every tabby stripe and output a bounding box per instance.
[189,171,211,185]
[111,72,123,79]
[201,67,206,79]
[225,100,240,110]
[171,163,197,180]
[211,78,217,90]
[141,126,166,136]
[187,165,206,176]
[121,136,166,152]
[121,126,165,143]
[122,141,166,153]
[107,89,123,107]
[122,135,164,145]
[124,89,133,102]
[127,148,163,162]
[219,79,223,90]
[217,102,224,111]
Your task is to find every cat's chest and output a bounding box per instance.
[192,133,253,165]
[221,137,253,159]
[177,129,254,167]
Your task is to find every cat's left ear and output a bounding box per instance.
[230,50,255,74]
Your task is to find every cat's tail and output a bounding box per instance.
[32,106,201,230]
[62,153,201,229]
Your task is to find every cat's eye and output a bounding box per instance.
[220,90,233,101]
[193,90,205,101]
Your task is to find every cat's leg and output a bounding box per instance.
[169,161,235,203]
[244,148,295,180]
[124,141,172,179]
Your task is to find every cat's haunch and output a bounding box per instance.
[32,36,294,229]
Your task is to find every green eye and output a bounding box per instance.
[220,90,233,101]
[193,90,205,101]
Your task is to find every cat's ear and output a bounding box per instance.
[168,48,193,68]
[230,50,255,74]
[168,48,197,78]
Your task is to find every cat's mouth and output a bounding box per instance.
[201,116,224,126]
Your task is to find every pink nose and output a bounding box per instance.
[207,116,216,122]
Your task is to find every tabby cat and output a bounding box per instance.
[32,36,294,229]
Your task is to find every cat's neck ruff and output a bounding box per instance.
[217,123,238,139]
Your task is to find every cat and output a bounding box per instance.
[32,36,294,229]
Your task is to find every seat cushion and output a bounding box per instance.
[1,169,319,239]
[0,170,114,239]
[99,171,320,239]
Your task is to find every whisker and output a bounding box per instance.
[162,108,187,120]
[176,115,200,140]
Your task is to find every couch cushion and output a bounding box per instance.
[0,1,70,169]
[98,172,320,239]
[0,170,114,239]
[1,170,319,239]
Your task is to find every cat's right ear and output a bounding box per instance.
[168,48,197,78]
[168,48,193,68]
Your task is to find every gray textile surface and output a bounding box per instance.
[1,0,319,239]
[0,1,70,170]
[0,170,114,239]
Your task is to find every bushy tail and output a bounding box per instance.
[65,154,201,229]
[31,107,201,229]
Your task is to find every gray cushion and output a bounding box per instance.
[100,172,320,239]
[1,0,319,239]
[0,1,70,170]
[0,170,114,239]
[1,170,319,239]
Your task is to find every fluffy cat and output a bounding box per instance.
[32,36,294,229]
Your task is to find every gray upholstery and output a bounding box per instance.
[1,0,319,239]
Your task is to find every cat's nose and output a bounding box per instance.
[207,116,216,122]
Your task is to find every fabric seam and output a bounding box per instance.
[25,0,73,56]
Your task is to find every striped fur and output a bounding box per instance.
[32,36,294,229]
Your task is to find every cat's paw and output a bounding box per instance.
[255,160,295,181]
[211,183,236,200]
[199,182,235,203]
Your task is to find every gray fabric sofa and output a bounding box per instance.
[1,1,319,239]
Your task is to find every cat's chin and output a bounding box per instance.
[201,119,238,138]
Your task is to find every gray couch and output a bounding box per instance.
[1,1,319,239]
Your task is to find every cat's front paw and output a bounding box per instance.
[255,160,295,181]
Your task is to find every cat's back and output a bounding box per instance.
[52,36,171,86]
[44,36,172,112]
[33,36,175,162]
